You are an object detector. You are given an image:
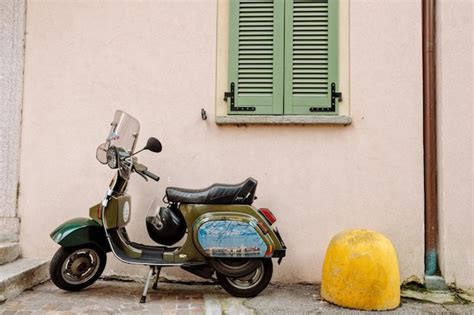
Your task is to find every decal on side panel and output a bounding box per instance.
[197,221,267,257]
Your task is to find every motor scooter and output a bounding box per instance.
[49,110,286,302]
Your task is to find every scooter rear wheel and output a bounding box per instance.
[216,259,273,298]
[50,244,106,292]
[208,258,261,277]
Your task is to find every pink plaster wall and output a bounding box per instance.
[19,0,424,282]
[437,0,473,288]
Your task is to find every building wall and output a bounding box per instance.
[437,0,473,288]
[19,0,424,282]
[0,0,25,242]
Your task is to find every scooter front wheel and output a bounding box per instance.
[216,259,273,298]
[50,244,106,292]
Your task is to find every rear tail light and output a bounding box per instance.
[259,208,277,225]
[265,244,273,257]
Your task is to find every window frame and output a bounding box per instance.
[215,0,351,125]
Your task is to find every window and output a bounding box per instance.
[226,0,340,116]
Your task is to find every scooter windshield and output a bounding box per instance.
[96,110,140,164]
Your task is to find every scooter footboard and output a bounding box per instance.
[50,217,110,252]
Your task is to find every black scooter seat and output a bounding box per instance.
[166,177,257,205]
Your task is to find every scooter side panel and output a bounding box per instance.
[184,204,285,251]
[196,220,267,258]
[166,204,284,263]
[50,217,111,252]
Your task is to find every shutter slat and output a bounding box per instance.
[239,47,274,51]
[239,78,273,82]
[294,21,329,26]
[293,47,329,51]
[293,79,328,83]
[292,3,328,7]
[294,12,328,17]
[294,70,328,73]
[239,66,273,70]
[240,74,273,78]
[239,36,273,41]
[239,31,274,36]
[293,74,329,78]
[293,35,328,40]
[239,40,273,45]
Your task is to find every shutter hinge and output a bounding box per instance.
[331,82,342,105]
[224,82,256,112]
[223,83,234,102]
[310,83,341,113]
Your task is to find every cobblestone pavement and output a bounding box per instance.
[0,280,205,314]
[1,280,473,314]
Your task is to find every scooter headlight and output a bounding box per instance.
[106,147,118,169]
[123,201,130,223]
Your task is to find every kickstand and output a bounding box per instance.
[140,267,155,303]
[152,267,161,290]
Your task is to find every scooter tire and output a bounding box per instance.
[217,259,273,298]
[208,258,262,277]
[50,244,106,292]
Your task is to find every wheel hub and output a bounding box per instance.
[70,256,91,275]
[229,264,264,289]
[236,269,257,281]
[61,249,100,285]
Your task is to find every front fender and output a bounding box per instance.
[50,217,110,252]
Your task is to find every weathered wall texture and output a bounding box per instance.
[437,0,473,288]
[0,0,25,242]
[19,0,424,282]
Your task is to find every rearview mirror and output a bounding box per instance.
[144,137,162,153]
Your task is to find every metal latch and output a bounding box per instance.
[224,82,256,112]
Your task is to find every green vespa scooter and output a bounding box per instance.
[49,110,286,302]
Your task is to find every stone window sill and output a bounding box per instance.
[215,115,352,126]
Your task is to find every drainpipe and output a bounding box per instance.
[422,0,438,277]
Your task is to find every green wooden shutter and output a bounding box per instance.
[284,0,339,114]
[228,0,284,115]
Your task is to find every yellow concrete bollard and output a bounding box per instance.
[321,229,400,311]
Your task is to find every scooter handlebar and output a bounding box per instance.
[142,169,160,182]
[133,161,160,182]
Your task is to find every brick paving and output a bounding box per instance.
[0,280,206,314]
